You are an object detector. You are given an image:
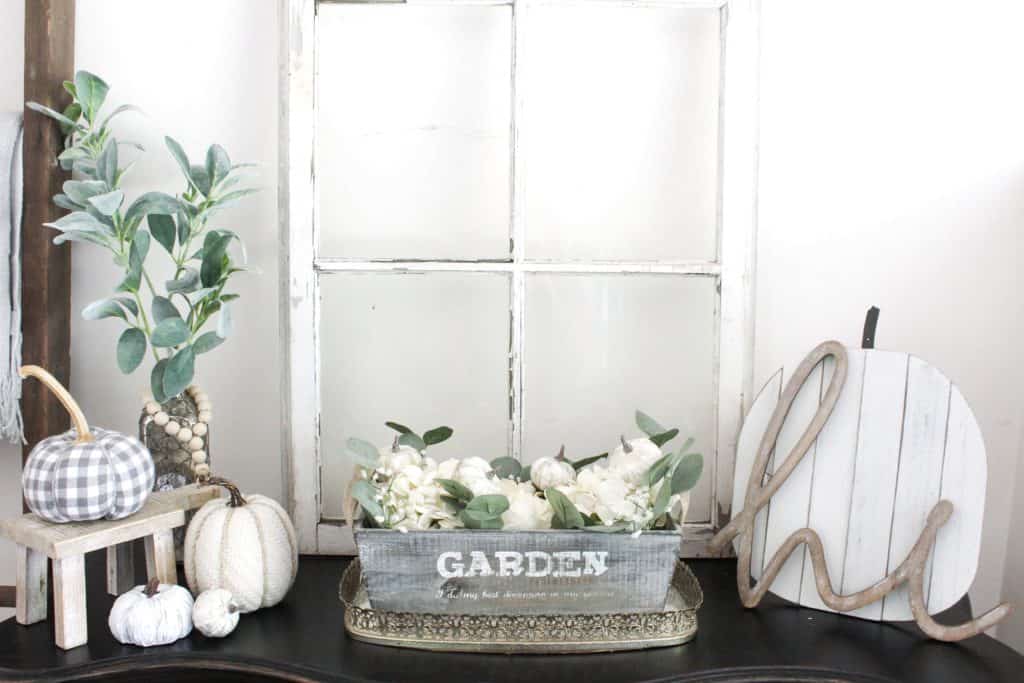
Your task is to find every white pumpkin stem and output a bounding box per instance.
[205,476,248,507]
[556,445,567,462]
[391,435,400,453]
[144,577,160,597]
[18,365,93,444]
[620,435,632,453]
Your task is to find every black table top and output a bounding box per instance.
[0,550,1019,682]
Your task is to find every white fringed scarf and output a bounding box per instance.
[0,113,23,443]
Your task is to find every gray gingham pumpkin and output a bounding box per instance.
[20,365,154,523]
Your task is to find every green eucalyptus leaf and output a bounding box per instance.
[384,421,413,435]
[148,214,176,254]
[113,296,138,317]
[52,193,82,211]
[74,70,109,123]
[192,331,225,355]
[490,457,522,480]
[398,432,426,452]
[435,479,474,504]
[166,267,200,294]
[459,511,503,529]
[165,136,193,185]
[346,437,381,469]
[635,410,666,438]
[44,210,109,235]
[545,488,585,529]
[650,428,680,448]
[53,230,109,247]
[646,451,681,488]
[116,328,146,374]
[352,479,383,520]
[26,102,81,130]
[62,180,107,205]
[96,140,118,188]
[57,147,91,164]
[82,298,127,321]
[150,317,189,347]
[176,210,191,244]
[190,164,212,197]
[423,426,453,446]
[162,345,195,398]
[151,296,180,324]
[123,192,181,230]
[571,453,608,471]
[206,144,231,186]
[200,231,232,287]
[670,453,704,495]
[117,230,150,293]
[216,302,233,339]
[653,476,673,518]
[462,494,509,522]
[87,189,124,216]
[150,358,169,403]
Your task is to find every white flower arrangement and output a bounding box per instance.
[347,411,703,534]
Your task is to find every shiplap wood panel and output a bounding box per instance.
[840,350,908,620]
[929,389,986,613]
[881,357,951,621]
[757,363,823,596]
[734,346,986,622]
[799,351,865,611]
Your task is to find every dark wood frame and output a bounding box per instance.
[2,0,75,607]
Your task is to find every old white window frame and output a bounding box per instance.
[279,0,760,555]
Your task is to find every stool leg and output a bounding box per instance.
[53,555,87,650]
[106,541,136,596]
[15,546,47,625]
[144,529,177,585]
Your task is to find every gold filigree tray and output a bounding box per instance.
[339,559,702,654]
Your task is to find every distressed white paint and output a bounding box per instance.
[283,0,759,553]
[734,346,987,621]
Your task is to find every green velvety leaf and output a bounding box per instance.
[650,428,679,448]
[150,317,189,347]
[113,296,138,317]
[346,437,381,469]
[352,479,383,520]
[162,345,195,398]
[571,453,608,471]
[423,426,453,446]
[52,193,82,211]
[45,210,109,235]
[545,488,585,529]
[53,230,109,247]
[74,70,109,123]
[96,140,118,188]
[435,479,474,504]
[117,230,150,293]
[192,331,225,355]
[459,510,503,529]
[166,267,200,294]
[384,421,413,435]
[150,359,169,403]
[81,298,127,321]
[148,214,176,254]
[463,494,509,521]
[87,189,124,216]
[635,410,666,438]
[490,457,522,480]
[165,136,193,186]
[124,192,181,230]
[206,144,231,187]
[398,432,426,452]
[62,180,107,206]
[646,451,681,488]
[151,296,180,324]
[116,327,146,374]
[26,102,80,130]
[190,164,212,197]
[670,452,704,495]
[652,476,673,519]
[200,231,232,287]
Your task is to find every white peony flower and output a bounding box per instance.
[498,479,553,530]
[380,460,461,531]
[452,456,500,497]
[559,464,655,528]
[376,444,423,478]
[606,436,663,487]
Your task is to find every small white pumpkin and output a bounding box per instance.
[108,579,194,647]
[193,589,240,638]
[606,435,664,486]
[530,446,577,490]
[185,478,298,613]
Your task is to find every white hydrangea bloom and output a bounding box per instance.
[498,478,553,530]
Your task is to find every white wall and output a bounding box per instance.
[756,0,1024,644]
[1,0,1024,652]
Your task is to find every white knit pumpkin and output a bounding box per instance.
[108,579,194,647]
[192,589,240,638]
[184,479,298,613]
[530,455,576,490]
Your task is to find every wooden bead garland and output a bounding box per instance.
[142,384,213,482]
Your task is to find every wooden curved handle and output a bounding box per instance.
[18,365,93,444]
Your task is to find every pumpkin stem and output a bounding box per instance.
[620,435,633,453]
[205,476,247,507]
[391,435,400,453]
[556,445,566,462]
[144,577,160,598]
[18,365,93,444]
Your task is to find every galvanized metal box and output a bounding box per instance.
[355,528,681,615]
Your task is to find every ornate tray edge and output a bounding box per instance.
[339,559,701,654]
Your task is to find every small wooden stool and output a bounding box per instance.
[0,484,217,649]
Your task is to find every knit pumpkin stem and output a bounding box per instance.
[18,365,93,444]
[206,476,247,507]
[144,577,160,597]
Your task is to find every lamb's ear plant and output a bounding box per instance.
[28,70,257,402]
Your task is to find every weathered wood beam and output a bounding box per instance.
[21,1,75,488]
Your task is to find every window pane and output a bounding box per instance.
[319,272,511,519]
[317,5,512,259]
[523,274,716,523]
[521,6,721,262]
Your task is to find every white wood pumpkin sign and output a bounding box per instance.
[731,343,985,621]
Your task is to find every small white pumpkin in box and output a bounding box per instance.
[185,478,298,613]
[109,578,193,647]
